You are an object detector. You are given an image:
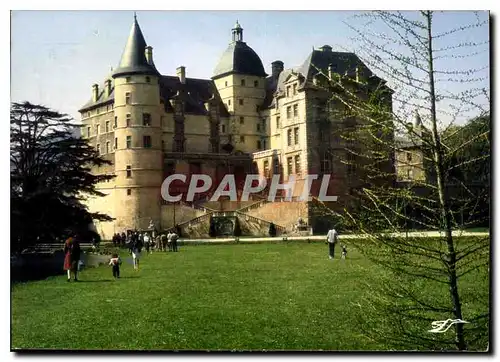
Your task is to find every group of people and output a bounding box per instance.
[116,229,180,274]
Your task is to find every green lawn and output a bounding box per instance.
[11,241,489,351]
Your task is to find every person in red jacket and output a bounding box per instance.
[63,236,81,282]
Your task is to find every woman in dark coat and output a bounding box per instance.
[63,236,81,282]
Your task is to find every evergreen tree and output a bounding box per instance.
[10,102,114,252]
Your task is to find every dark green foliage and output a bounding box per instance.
[268,222,277,237]
[233,217,242,237]
[209,218,216,237]
[10,102,114,252]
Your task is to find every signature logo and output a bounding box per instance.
[428,319,470,333]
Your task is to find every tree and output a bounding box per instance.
[233,217,242,237]
[314,11,489,350]
[10,102,114,252]
[209,217,217,237]
[268,222,277,237]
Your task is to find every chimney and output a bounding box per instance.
[104,79,112,97]
[176,66,186,84]
[92,84,99,102]
[145,46,153,65]
[271,60,284,78]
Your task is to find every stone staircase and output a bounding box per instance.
[162,195,308,238]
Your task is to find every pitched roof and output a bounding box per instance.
[112,16,159,78]
[159,76,230,117]
[298,48,372,81]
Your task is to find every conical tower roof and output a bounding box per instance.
[112,14,158,78]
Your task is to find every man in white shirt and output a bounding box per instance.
[326,228,339,259]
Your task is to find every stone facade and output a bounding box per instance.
[79,16,406,239]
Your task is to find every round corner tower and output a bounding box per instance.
[112,15,163,231]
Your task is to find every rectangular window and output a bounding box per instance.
[225,81,228,87]
[257,140,262,149]
[240,135,245,143]
[241,79,246,86]
[407,169,414,179]
[143,135,152,148]
[254,80,259,87]
[287,106,291,119]
[162,140,165,151]
[127,189,131,196]
[294,155,301,175]
[143,113,151,126]
[240,116,244,124]
[87,126,91,138]
[145,76,151,83]
[293,104,298,117]
[126,165,132,178]
[257,123,261,132]
[126,114,131,127]
[126,136,131,149]
[293,83,297,95]
[287,129,292,146]
[96,144,100,155]
[294,127,299,145]
[287,157,293,176]
[276,116,280,129]
[407,152,412,162]
[114,137,118,150]
[228,99,231,106]
[95,124,100,135]
[125,92,131,105]
[105,121,110,133]
[221,124,226,133]
[286,86,291,98]
[106,141,110,154]
[239,99,244,106]
[263,160,270,177]
[114,116,117,128]
[273,158,280,174]
[86,112,90,118]
[126,77,131,83]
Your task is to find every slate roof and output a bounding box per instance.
[159,76,230,117]
[212,41,267,79]
[112,15,159,78]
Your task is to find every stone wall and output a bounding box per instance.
[161,204,205,230]
[245,200,309,231]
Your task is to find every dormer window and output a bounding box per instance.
[125,92,131,105]
[254,80,259,87]
[293,83,297,95]
[145,76,151,83]
[241,79,246,86]
[286,86,291,98]
[126,77,131,83]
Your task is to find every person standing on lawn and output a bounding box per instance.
[63,236,81,281]
[109,253,122,279]
[326,228,339,260]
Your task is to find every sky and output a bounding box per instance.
[10,10,490,124]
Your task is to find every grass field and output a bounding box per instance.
[11,240,489,351]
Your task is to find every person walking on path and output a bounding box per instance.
[326,228,339,260]
[63,236,81,281]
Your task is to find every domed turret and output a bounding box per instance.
[212,21,267,80]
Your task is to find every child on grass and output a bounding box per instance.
[109,253,122,278]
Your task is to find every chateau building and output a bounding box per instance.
[79,15,401,239]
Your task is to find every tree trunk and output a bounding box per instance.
[425,11,467,351]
